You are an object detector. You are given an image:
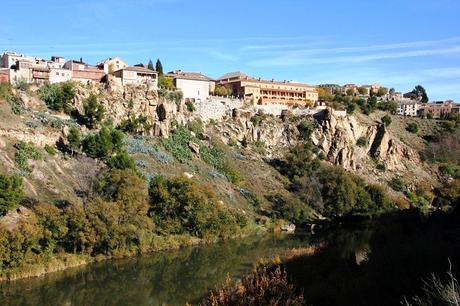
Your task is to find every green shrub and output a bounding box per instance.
[68,126,81,153]
[186,101,196,112]
[44,144,57,156]
[390,177,406,192]
[0,174,24,216]
[381,115,392,126]
[38,82,75,113]
[376,163,386,172]
[187,119,204,135]
[297,121,315,141]
[148,176,245,239]
[82,126,124,161]
[118,115,150,134]
[82,94,105,129]
[162,125,194,162]
[14,142,43,174]
[356,137,368,147]
[406,122,419,134]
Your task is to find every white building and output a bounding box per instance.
[166,70,215,102]
[398,100,419,117]
[49,68,72,84]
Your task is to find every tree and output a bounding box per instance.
[147,59,154,71]
[405,85,429,103]
[357,87,369,96]
[389,88,396,95]
[214,84,233,97]
[381,115,392,127]
[406,122,419,133]
[155,59,164,75]
[158,75,174,89]
[377,87,388,97]
[346,88,355,96]
[316,87,332,101]
[68,126,81,153]
[0,174,24,216]
[83,94,105,129]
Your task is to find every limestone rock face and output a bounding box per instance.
[312,108,420,171]
[215,108,300,158]
[72,83,186,137]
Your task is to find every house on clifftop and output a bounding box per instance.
[166,70,215,103]
[218,71,318,106]
[113,66,158,89]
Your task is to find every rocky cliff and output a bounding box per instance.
[212,107,433,185]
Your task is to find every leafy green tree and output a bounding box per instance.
[405,85,429,103]
[381,115,392,126]
[38,82,75,113]
[406,122,419,133]
[214,84,233,97]
[83,94,105,129]
[156,59,164,75]
[148,176,244,238]
[0,174,24,216]
[82,126,125,161]
[158,75,174,89]
[107,150,136,171]
[346,88,354,96]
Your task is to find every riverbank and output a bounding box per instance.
[0,228,265,282]
[201,210,460,306]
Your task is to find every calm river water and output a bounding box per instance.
[1,211,459,306]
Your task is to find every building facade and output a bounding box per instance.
[397,100,419,117]
[113,66,158,88]
[98,57,129,74]
[167,70,215,102]
[49,68,72,84]
[218,72,318,106]
[64,60,105,84]
[419,101,458,118]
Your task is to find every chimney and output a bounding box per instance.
[80,57,83,63]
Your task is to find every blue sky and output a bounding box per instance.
[1,0,460,101]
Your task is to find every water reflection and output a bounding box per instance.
[0,234,313,306]
[1,212,458,306]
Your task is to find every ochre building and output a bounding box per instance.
[218,72,318,106]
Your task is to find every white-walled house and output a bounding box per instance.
[49,68,72,84]
[397,100,419,117]
[166,70,215,102]
[113,66,158,88]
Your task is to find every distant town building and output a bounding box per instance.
[98,57,129,74]
[49,68,72,84]
[113,66,158,88]
[218,72,318,106]
[64,60,105,84]
[166,70,215,102]
[397,100,419,117]
[419,100,458,118]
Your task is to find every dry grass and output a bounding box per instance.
[201,266,306,306]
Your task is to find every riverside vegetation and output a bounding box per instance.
[0,80,459,300]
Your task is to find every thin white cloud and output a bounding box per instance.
[249,45,460,67]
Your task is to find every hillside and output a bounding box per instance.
[0,81,457,281]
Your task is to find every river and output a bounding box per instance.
[1,211,459,306]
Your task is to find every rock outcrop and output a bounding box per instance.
[72,83,187,137]
[312,108,421,171]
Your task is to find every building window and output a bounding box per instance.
[56,72,59,76]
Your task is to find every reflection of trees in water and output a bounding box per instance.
[0,234,312,306]
[283,213,460,306]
